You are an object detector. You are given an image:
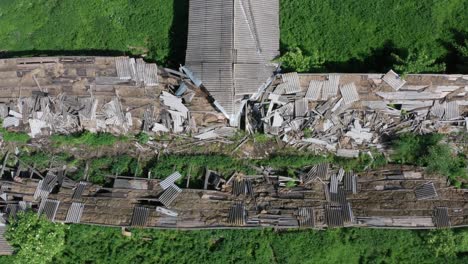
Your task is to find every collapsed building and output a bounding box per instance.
[185,0,280,125]
[0,57,466,157]
[1,164,466,230]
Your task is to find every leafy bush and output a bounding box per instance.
[392,133,467,182]
[280,0,466,73]
[5,224,466,263]
[392,49,446,75]
[277,47,324,72]
[6,212,66,264]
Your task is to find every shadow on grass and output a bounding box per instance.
[323,40,406,73]
[0,49,128,59]
[167,0,189,68]
[439,29,468,73]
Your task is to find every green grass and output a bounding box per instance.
[51,131,126,147]
[280,0,468,73]
[4,215,468,264]
[0,0,185,65]
[0,1,466,73]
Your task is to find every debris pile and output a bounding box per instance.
[254,71,467,155]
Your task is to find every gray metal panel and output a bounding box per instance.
[298,207,315,227]
[324,204,344,227]
[186,0,278,118]
[38,199,60,222]
[433,207,451,228]
[131,206,150,227]
[344,171,357,194]
[444,101,460,120]
[294,98,308,118]
[159,185,182,207]
[329,174,339,194]
[281,72,301,94]
[72,182,87,201]
[160,172,182,190]
[65,202,84,223]
[0,226,13,255]
[322,74,340,100]
[415,182,438,200]
[227,202,246,226]
[382,70,406,90]
[340,82,359,104]
[33,179,50,201]
[305,80,323,100]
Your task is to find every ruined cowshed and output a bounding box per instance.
[2,165,467,230]
[185,0,280,124]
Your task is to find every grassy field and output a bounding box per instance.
[0,0,466,72]
[4,213,468,264]
[0,0,187,65]
[280,0,468,72]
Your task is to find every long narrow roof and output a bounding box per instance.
[186,0,279,120]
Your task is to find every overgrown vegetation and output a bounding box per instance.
[5,212,66,264]
[392,133,467,185]
[51,131,126,147]
[0,0,180,65]
[280,0,467,73]
[392,49,446,75]
[4,219,468,264]
[1,0,465,73]
[0,121,30,143]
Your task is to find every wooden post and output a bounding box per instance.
[186,165,191,188]
[0,151,10,179]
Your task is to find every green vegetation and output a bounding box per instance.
[392,133,467,184]
[280,0,468,73]
[51,131,126,147]
[392,49,446,75]
[1,0,466,73]
[277,47,324,72]
[0,121,30,143]
[4,218,468,264]
[0,0,184,65]
[136,132,150,145]
[5,212,66,264]
[1,130,30,143]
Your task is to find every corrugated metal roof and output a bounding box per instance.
[444,101,460,120]
[281,72,301,94]
[38,199,60,222]
[297,207,315,227]
[159,185,182,207]
[382,70,406,90]
[65,202,84,223]
[160,172,182,190]
[340,82,359,104]
[415,182,438,200]
[324,204,344,227]
[0,227,13,256]
[131,206,150,227]
[322,74,340,100]
[305,80,323,100]
[72,182,87,201]
[228,202,246,226]
[294,98,308,118]
[186,0,279,119]
[433,207,451,228]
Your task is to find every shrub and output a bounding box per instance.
[136,132,149,144]
[6,212,66,264]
